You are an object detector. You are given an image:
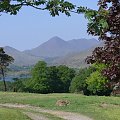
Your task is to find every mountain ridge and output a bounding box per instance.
[23,36,100,57]
[3,36,101,67]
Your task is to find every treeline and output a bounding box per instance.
[0,61,115,96]
[0,61,75,93]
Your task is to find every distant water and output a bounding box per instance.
[0,75,31,82]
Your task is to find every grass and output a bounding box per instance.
[0,92,120,120]
[0,107,63,120]
[0,107,30,120]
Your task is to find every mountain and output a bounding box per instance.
[51,48,93,68]
[3,36,101,67]
[4,46,43,66]
[24,36,70,57]
[24,36,100,57]
[51,43,104,68]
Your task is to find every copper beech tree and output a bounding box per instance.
[86,0,120,88]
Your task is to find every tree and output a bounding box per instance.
[1,0,119,91]
[86,0,120,88]
[46,66,63,93]
[86,64,110,96]
[28,61,48,93]
[25,61,75,93]
[69,67,95,94]
[0,47,14,91]
[27,61,62,93]
[57,65,75,92]
[0,0,75,16]
[86,71,112,96]
[12,78,27,92]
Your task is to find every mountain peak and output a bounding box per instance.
[24,37,100,58]
[4,46,19,52]
[49,36,65,42]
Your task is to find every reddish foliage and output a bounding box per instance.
[86,0,120,84]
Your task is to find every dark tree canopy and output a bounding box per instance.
[26,61,75,93]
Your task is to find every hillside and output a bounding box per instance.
[51,48,93,68]
[3,36,101,67]
[24,36,100,57]
[52,43,104,68]
[4,46,43,66]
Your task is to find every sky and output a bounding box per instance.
[0,0,99,51]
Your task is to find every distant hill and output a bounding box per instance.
[51,43,104,68]
[3,36,101,67]
[24,36,100,57]
[4,46,43,66]
[50,48,93,68]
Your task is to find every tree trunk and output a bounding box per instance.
[1,68,7,91]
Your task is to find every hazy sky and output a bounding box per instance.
[0,0,98,51]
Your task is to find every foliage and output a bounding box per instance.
[85,63,112,96]
[45,66,63,93]
[69,67,95,94]
[0,81,13,91]
[1,0,119,94]
[0,47,14,91]
[26,61,49,93]
[12,78,28,92]
[57,65,75,92]
[0,0,75,16]
[86,0,120,86]
[25,61,75,93]
[86,71,111,96]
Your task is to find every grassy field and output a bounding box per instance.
[0,107,30,120]
[0,92,120,120]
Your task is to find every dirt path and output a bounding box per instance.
[0,103,93,120]
[23,112,49,120]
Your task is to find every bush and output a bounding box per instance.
[86,71,112,96]
[0,81,13,91]
[12,78,29,92]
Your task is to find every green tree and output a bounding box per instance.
[25,61,75,93]
[0,0,75,16]
[12,78,27,92]
[86,71,111,96]
[57,65,75,92]
[0,47,14,91]
[27,61,62,93]
[86,63,112,96]
[69,67,95,94]
[46,66,63,93]
[0,81,13,91]
[28,61,49,93]
[1,0,119,92]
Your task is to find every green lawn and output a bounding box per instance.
[0,107,30,120]
[0,92,120,120]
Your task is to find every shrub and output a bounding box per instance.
[86,71,112,96]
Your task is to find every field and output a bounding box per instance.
[0,92,120,120]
